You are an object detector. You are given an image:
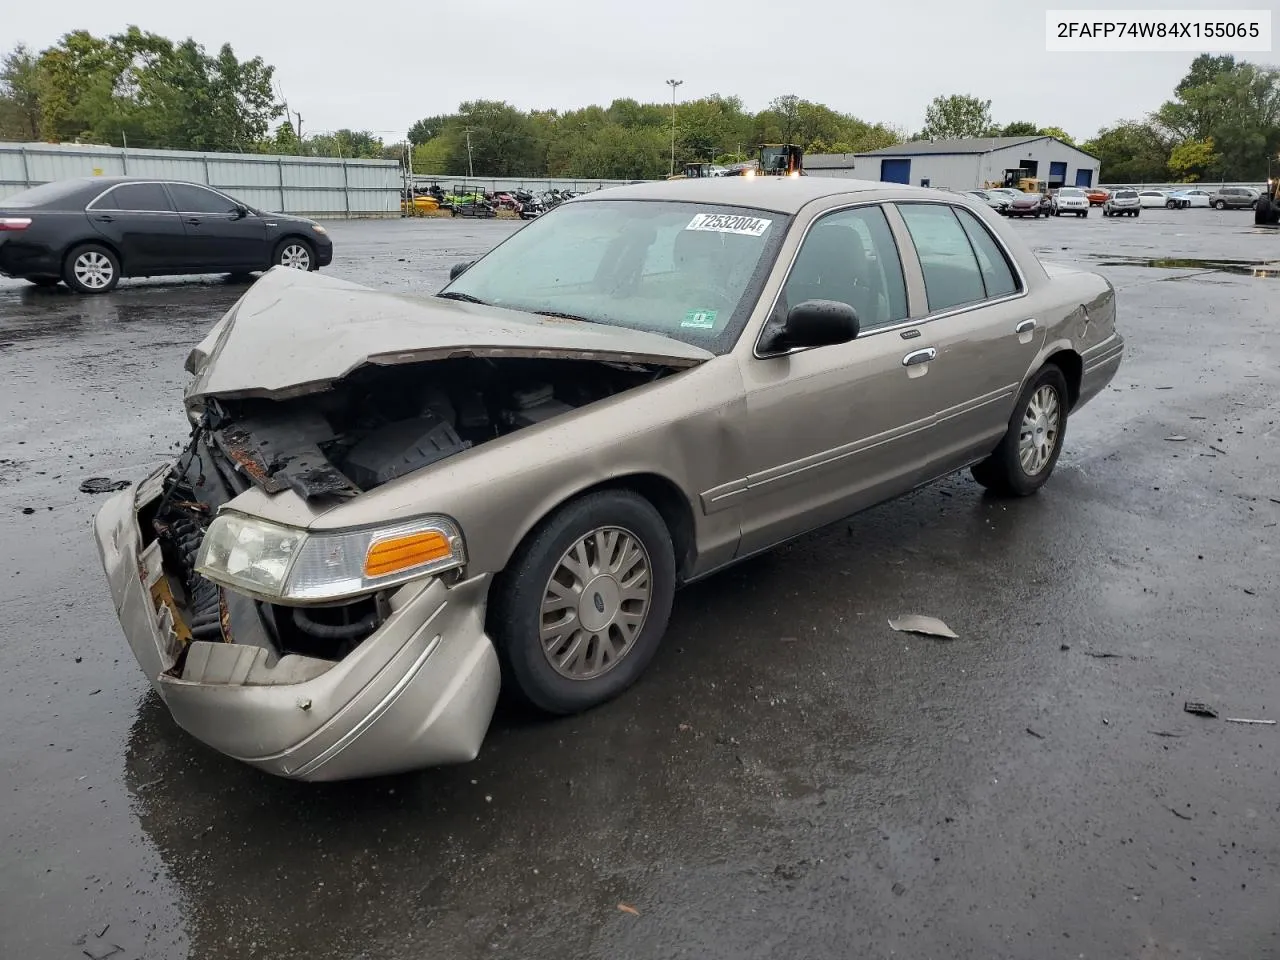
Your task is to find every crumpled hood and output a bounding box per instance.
[185,267,714,402]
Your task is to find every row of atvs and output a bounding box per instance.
[401,186,585,219]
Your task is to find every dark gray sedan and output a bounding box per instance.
[0,177,333,293]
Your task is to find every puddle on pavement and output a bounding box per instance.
[1089,255,1280,278]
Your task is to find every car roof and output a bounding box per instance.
[572,177,948,214]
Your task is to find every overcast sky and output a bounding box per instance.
[6,0,1275,143]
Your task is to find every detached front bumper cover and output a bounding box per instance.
[93,473,501,781]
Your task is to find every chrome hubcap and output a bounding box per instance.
[280,245,310,269]
[539,526,652,680]
[74,252,113,289]
[1019,385,1061,476]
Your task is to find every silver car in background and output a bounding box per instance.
[1103,189,1142,217]
[94,178,1123,780]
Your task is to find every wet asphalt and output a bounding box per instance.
[2,209,1278,960]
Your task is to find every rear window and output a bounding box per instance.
[1,179,91,208]
[1114,190,1138,198]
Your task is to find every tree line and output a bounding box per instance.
[2,30,1277,183]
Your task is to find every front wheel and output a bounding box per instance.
[63,243,120,294]
[490,490,676,715]
[971,365,1069,497]
[1081,211,1088,217]
[1214,200,1227,210]
[273,238,316,271]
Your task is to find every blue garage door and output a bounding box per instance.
[1075,168,1093,187]
[1049,161,1068,185]
[880,158,911,184]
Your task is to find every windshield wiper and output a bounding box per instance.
[532,309,595,323]
[437,291,488,305]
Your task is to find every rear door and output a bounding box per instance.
[85,182,185,276]
[891,201,1042,480]
[165,183,268,271]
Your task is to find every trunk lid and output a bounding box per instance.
[187,268,713,402]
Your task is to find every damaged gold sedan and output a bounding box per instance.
[94,179,1123,780]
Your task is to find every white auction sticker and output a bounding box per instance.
[1046,9,1271,51]
[685,213,772,237]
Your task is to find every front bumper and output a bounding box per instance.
[93,469,501,781]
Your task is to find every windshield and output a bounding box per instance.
[438,199,788,353]
[1058,188,1084,196]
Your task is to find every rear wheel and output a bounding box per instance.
[63,243,120,294]
[971,365,1069,497]
[273,238,315,271]
[490,490,676,715]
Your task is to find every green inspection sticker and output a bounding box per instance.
[682,309,718,329]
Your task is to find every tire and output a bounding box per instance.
[62,243,120,294]
[1256,197,1275,225]
[26,276,60,288]
[1080,211,1088,217]
[490,490,676,715]
[1249,199,1258,210]
[1214,200,1226,210]
[273,238,316,271]
[1166,200,1176,209]
[1132,210,1139,218]
[970,365,1070,498]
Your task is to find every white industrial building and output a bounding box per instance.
[806,136,1102,191]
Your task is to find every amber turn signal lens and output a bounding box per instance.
[364,531,452,577]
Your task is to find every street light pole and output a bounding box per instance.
[666,78,683,176]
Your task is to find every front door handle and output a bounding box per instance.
[94,215,114,223]
[1016,319,1037,334]
[185,217,201,225]
[902,347,936,366]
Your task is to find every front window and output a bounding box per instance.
[166,183,243,215]
[439,199,788,353]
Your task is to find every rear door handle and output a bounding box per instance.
[1016,319,1037,334]
[902,347,936,366]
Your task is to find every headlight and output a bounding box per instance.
[195,512,465,603]
[311,224,328,235]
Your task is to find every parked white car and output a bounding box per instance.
[1138,190,1188,209]
[1170,188,1212,208]
[1051,187,1090,217]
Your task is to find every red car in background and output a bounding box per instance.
[1085,187,1110,206]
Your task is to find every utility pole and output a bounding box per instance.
[666,78,683,176]
[465,127,474,179]
[294,111,304,153]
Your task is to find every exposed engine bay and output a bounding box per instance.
[142,357,670,669]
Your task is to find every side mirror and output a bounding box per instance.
[764,299,860,353]
[233,203,249,219]
[449,260,474,280]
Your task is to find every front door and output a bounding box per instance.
[733,204,940,556]
[165,183,268,271]
[85,182,186,275]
